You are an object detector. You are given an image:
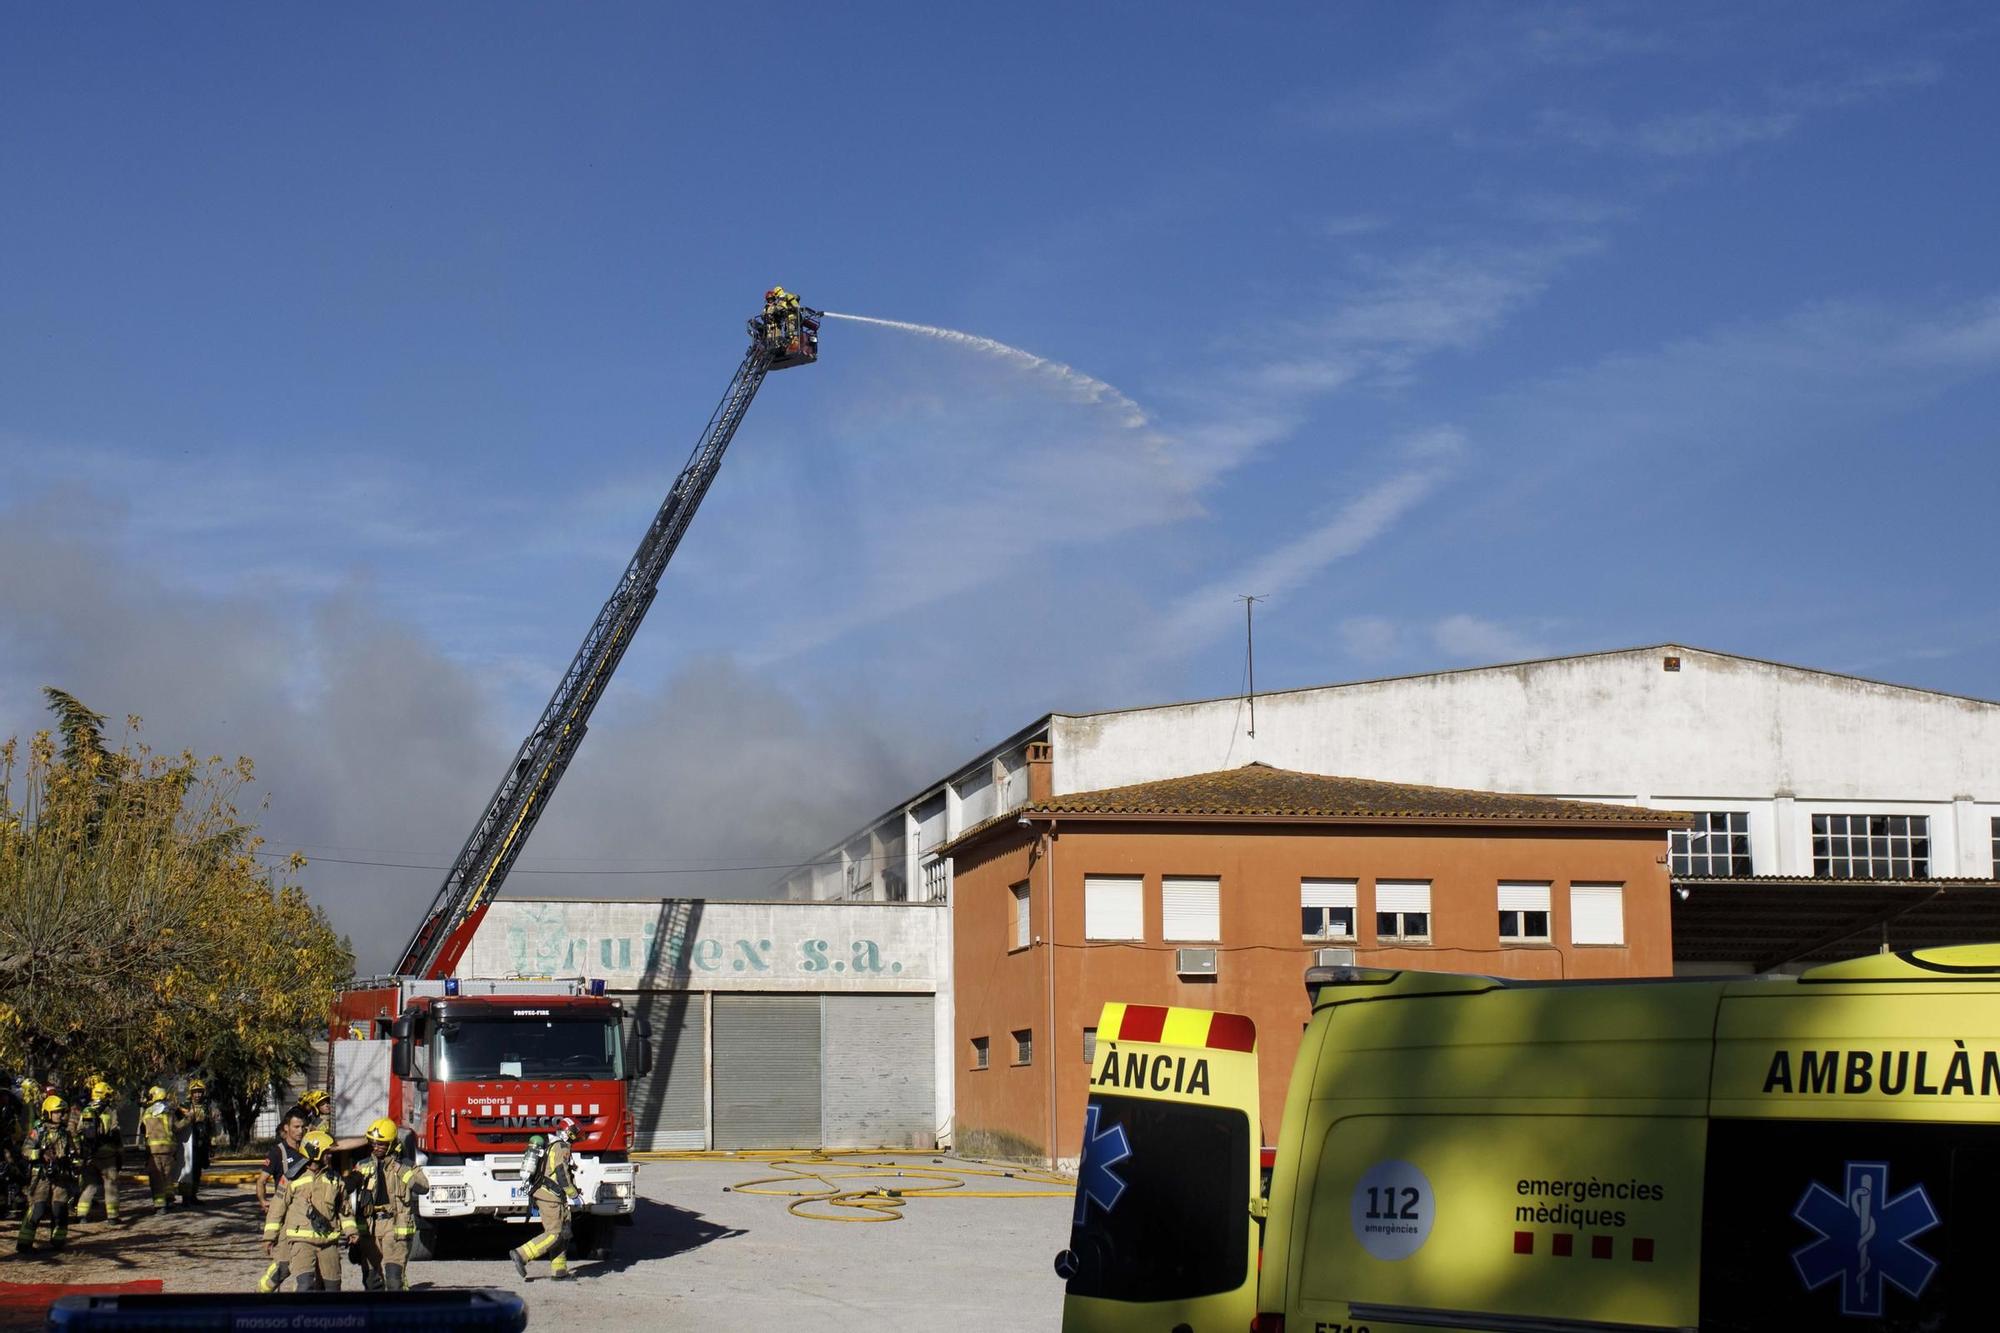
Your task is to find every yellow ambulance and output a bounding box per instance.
[1059,946,2000,1333]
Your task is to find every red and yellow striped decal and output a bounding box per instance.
[1099,1003,1256,1053]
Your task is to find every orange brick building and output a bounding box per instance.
[942,753,1685,1163]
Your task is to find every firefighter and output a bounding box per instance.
[74,1081,122,1224]
[508,1117,582,1281]
[258,1128,355,1293]
[296,1089,331,1132]
[180,1078,216,1205]
[139,1085,185,1212]
[348,1117,429,1291]
[16,1093,80,1253]
[256,1108,308,1212]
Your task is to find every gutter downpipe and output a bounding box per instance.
[1043,814,1060,1170]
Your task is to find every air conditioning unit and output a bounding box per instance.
[1315,947,1355,968]
[1176,947,1218,976]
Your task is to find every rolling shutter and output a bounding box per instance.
[1162,876,1221,941]
[821,995,936,1148]
[1085,875,1144,940]
[1374,881,1431,913]
[1301,879,1357,910]
[1570,884,1625,945]
[1497,882,1551,912]
[713,994,821,1149]
[628,992,706,1150]
[1013,883,1032,950]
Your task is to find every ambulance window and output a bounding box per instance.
[1064,1094,1250,1303]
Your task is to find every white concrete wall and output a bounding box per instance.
[461,898,954,1147]
[1052,647,2000,877]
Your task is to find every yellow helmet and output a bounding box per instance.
[365,1117,399,1145]
[91,1081,113,1101]
[300,1089,330,1113]
[145,1085,167,1104]
[187,1077,206,1095]
[41,1093,65,1117]
[301,1128,336,1162]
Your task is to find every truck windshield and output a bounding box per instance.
[433,1015,624,1081]
[1063,1093,1250,1303]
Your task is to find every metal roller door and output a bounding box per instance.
[713,994,821,1149]
[822,995,935,1148]
[628,992,706,1150]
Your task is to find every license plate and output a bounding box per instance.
[509,1185,527,1201]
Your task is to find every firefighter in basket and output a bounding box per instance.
[508,1117,582,1282]
[348,1117,429,1291]
[258,1128,355,1293]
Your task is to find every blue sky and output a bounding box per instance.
[4,4,1998,957]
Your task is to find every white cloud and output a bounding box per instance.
[1339,615,1402,662]
[1431,614,1551,663]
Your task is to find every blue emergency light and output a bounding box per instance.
[444,978,460,995]
[589,978,606,996]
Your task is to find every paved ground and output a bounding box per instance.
[1,1155,1074,1329]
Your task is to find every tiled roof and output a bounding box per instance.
[1025,763,1687,825]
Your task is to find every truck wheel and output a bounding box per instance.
[408,1221,439,1262]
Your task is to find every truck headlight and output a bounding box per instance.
[596,1182,633,1201]
[431,1185,468,1204]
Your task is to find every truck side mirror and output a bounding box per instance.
[628,1013,653,1079]
[391,1011,415,1079]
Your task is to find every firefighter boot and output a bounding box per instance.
[15,1202,44,1253]
[256,1260,289,1294]
[48,1202,68,1252]
[509,1247,528,1280]
[323,1279,342,1292]
[384,1263,406,1292]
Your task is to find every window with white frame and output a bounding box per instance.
[1374,880,1432,944]
[1162,876,1221,941]
[1084,875,1144,940]
[1811,814,1929,878]
[1498,882,1552,942]
[1570,883,1625,945]
[1670,811,1752,876]
[1302,879,1358,940]
[1011,881,1031,951]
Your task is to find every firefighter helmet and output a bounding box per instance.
[145,1085,167,1104]
[300,1088,330,1113]
[301,1129,335,1162]
[365,1117,398,1145]
[91,1081,113,1101]
[553,1115,577,1138]
[41,1093,65,1117]
[187,1077,206,1095]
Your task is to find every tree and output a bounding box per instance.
[0,689,351,1131]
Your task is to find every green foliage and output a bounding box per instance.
[0,689,352,1122]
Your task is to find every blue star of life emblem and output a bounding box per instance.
[1073,1103,1132,1227]
[1792,1161,1939,1317]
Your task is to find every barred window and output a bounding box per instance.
[1811,814,1929,878]
[1671,811,1753,876]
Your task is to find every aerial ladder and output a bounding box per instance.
[393,288,821,979]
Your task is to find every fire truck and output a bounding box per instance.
[327,291,821,1260]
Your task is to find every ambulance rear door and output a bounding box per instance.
[1059,1002,1261,1333]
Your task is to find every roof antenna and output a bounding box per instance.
[1237,594,1265,738]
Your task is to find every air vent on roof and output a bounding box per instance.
[1176,947,1218,977]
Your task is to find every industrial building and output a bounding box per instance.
[781,644,2000,1160]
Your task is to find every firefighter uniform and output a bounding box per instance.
[75,1083,122,1223]
[258,1130,355,1293]
[180,1079,216,1205]
[139,1088,184,1210]
[508,1121,580,1281]
[16,1095,79,1253]
[349,1118,429,1291]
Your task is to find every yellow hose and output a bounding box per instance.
[637,1149,1071,1223]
